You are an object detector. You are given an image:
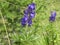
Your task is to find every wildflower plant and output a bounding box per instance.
[21,3,35,26]
[44,11,57,45]
[0,0,60,45]
[49,11,56,22]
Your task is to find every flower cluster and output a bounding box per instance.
[49,11,56,22]
[21,3,35,26]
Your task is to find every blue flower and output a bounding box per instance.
[49,16,55,22]
[21,3,35,26]
[28,3,35,10]
[28,18,32,26]
[51,11,56,17]
[30,11,35,18]
[24,14,28,21]
[21,17,27,26]
[49,11,56,22]
[24,9,29,14]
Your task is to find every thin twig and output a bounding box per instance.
[0,10,11,45]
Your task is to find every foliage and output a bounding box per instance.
[0,0,60,45]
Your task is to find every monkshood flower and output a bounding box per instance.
[28,18,32,26]
[21,17,27,26]
[28,3,35,10]
[21,3,35,26]
[49,11,56,22]
[24,9,28,14]
[30,11,35,18]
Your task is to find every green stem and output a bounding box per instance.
[0,10,11,45]
[50,23,55,45]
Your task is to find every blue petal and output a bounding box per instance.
[28,3,35,10]
[30,11,35,18]
[28,19,32,26]
[49,11,56,22]
[51,11,56,17]
[24,14,28,21]
[49,16,55,22]
[21,18,27,26]
[24,9,29,14]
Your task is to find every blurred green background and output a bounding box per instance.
[0,0,60,45]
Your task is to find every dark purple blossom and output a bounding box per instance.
[21,3,35,26]
[30,11,35,18]
[24,14,28,21]
[49,16,55,22]
[49,11,56,22]
[51,11,56,17]
[24,9,28,14]
[28,3,35,10]
[21,18,27,26]
[28,19,32,26]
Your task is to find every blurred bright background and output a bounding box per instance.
[0,0,60,45]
